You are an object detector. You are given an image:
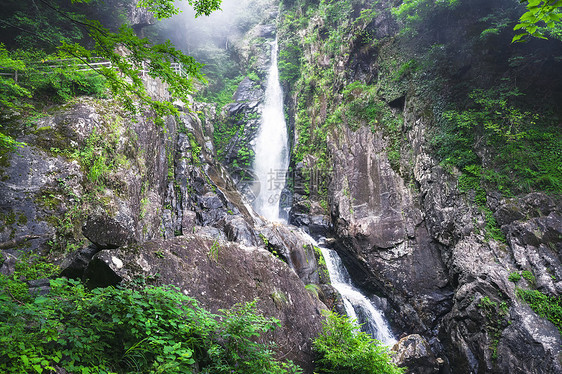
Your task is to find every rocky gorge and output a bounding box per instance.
[1,0,562,373]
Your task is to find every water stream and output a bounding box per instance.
[252,39,289,222]
[319,245,396,345]
[252,36,395,346]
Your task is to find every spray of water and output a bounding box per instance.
[252,39,289,221]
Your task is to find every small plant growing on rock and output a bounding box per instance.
[208,238,220,262]
[508,272,521,283]
[516,288,562,335]
[477,295,510,360]
[521,270,536,288]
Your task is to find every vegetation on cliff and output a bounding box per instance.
[277,0,562,221]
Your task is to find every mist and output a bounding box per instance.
[147,0,275,88]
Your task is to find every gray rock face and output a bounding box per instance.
[0,98,173,258]
[84,234,327,372]
[392,334,441,374]
[275,3,562,370]
[0,93,331,372]
[82,213,137,249]
[317,93,562,373]
[327,126,452,337]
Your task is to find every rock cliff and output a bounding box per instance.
[277,0,562,372]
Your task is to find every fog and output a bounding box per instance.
[148,0,274,86]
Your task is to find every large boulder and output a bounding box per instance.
[83,233,327,372]
[392,334,441,374]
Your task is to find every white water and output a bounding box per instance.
[252,39,289,222]
[319,245,396,345]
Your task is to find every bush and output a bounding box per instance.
[313,311,405,374]
[0,273,301,374]
[29,69,107,103]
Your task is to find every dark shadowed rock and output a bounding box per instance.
[82,213,137,249]
[83,252,124,288]
[59,245,100,279]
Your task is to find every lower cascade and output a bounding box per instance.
[317,240,396,345]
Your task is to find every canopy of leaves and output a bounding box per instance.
[514,0,562,41]
[0,0,222,152]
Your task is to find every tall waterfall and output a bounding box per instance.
[252,39,289,222]
[251,38,395,346]
[319,245,396,345]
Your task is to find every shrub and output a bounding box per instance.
[313,311,405,374]
[521,270,536,288]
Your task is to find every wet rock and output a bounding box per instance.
[290,213,332,238]
[233,77,263,102]
[392,334,440,374]
[222,216,260,247]
[327,125,452,335]
[256,24,276,38]
[258,224,322,284]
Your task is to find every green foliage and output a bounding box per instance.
[0,131,25,156]
[197,75,243,111]
[0,0,226,127]
[81,127,116,185]
[334,81,402,170]
[0,273,301,374]
[433,85,561,241]
[0,0,86,52]
[391,0,460,35]
[517,288,562,334]
[139,0,222,19]
[305,283,321,298]
[521,270,537,287]
[513,0,562,41]
[186,131,202,165]
[508,271,521,283]
[279,43,302,85]
[0,253,59,303]
[208,239,220,262]
[313,311,405,374]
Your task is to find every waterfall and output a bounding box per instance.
[252,39,289,222]
[250,38,395,346]
[319,245,396,345]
